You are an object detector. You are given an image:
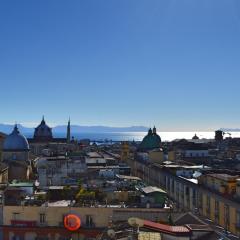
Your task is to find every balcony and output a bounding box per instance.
[38,221,48,227]
[84,222,96,228]
[11,220,37,227]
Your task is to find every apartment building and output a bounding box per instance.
[132,159,240,237]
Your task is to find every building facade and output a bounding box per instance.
[1,206,172,240]
[131,159,240,237]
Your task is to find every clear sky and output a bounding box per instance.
[0,0,240,131]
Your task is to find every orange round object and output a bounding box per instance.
[64,214,81,231]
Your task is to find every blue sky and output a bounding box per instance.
[0,0,240,131]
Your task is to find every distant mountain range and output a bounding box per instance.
[220,128,240,132]
[0,124,149,135]
[0,124,34,134]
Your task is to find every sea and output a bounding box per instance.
[28,131,240,142]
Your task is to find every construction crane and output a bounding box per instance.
[223,132,232,138]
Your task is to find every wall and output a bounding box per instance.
[161,234,189,240]
[3,206,113,228]
[149,151,164,164]
[168,151,176,161]
[184,150,208,158]
[37,159,87,187]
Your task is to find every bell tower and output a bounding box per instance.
[67,118,71,143]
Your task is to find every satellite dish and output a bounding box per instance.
[135,218,144,227]
[128,218,144,227]
[107,229,116,238]
[128,217,137,226]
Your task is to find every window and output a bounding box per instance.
[164,176,167,189]
[198,192,203,210]
[167,178,170,190]
[40,213,46,224]
[224,204,230,229]
[47,178,52,185]
[236,211,240,228]
[180,184,184,199]
[192,189,196,207]
[215,200,219,223]
[12,212,20,220]
[206,196,211,215]
[171,180,175,193]
[86,215,94,227]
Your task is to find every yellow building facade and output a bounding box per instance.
[168,150,176,161]
[149,149,164,164]
[121,141,130,162]
[1,205,172,240]
[132,159,240,237]
[199,173,238,195]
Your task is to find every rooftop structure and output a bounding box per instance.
[33,116,53,141]
[141,186,166,195]
[3,125,29,152]
[116,174,141,181]
[143,219,190,235]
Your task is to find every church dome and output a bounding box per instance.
[34,116,53,140]
[192,134,199,140]
[3,125,29,151]
[139,127,161,151]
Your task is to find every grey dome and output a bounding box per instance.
[3,125,29,151]
[34,116,53,140]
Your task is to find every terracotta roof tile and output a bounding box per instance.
[143,220,190,235]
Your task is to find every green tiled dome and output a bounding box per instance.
[139,127,161,151]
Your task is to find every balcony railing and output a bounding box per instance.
[11,220,37,227]
[38,221,48,227]
[83,222,96,228]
